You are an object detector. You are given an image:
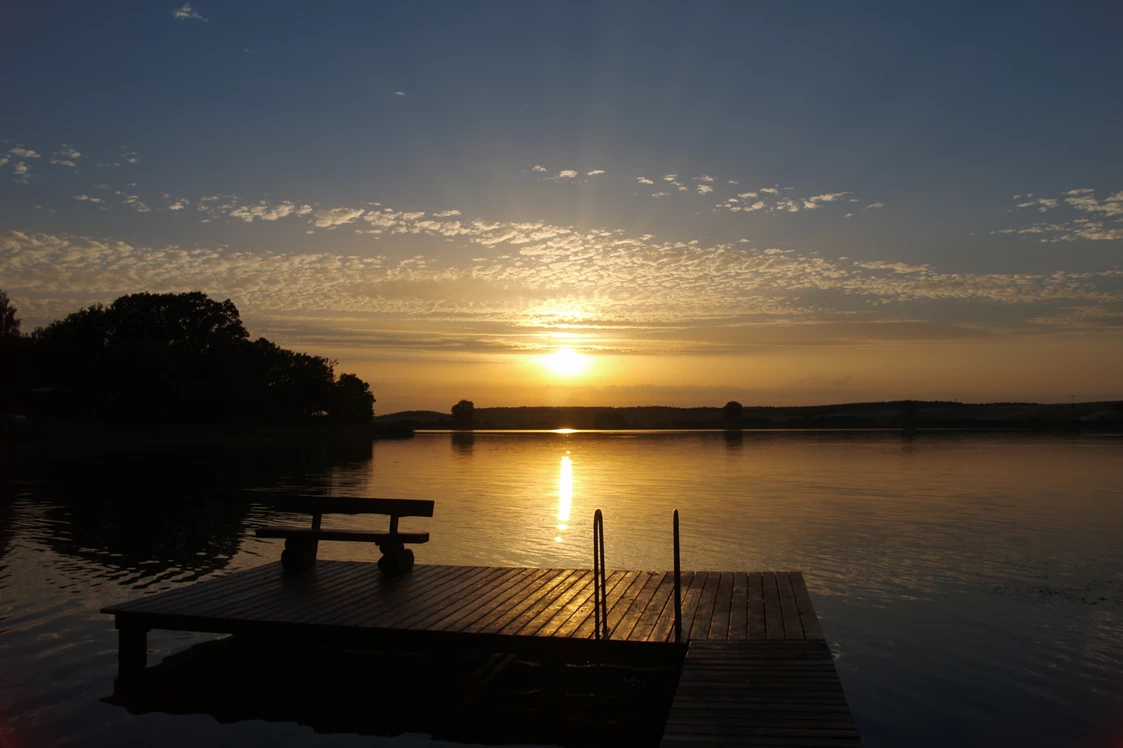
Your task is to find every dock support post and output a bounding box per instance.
[116,621,149,683]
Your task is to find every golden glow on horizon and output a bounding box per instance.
[540,348,588,377]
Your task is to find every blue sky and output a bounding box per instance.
[2,1,1121,409]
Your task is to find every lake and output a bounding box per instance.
[1,430,1121,746]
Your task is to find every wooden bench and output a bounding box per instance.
[254,495,433,575]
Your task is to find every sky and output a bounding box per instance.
[1,1,1122,412]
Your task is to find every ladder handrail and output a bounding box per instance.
[592,509,608,639]
[673,509,683,643]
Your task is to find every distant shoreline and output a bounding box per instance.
[377,400,1123,432]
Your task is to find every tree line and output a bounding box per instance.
[0,290,375,425]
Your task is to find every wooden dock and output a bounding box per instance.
[103,562,859,746]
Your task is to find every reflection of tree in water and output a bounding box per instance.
[20,442,375,583]
[451,431,475,457]
[722,429,743,452]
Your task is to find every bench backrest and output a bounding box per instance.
[260,494,434,532]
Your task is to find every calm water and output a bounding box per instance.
[2,430,1122,746]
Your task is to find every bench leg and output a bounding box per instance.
[281,537,318,574]
[377,542,414,575]
[117,622,149,684]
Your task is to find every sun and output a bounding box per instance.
[541,348,588,377]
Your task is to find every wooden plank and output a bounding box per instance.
[762,572,785,640]
[707,572,735,640]
[650,570,694,643]
[602,571,659,637]
[686,572,720,642]
[661,639,860,748]
[729,572,748,640]
[519,570,597,637]
[777,572,806,640]
[253,494,435,517]
[625,572,674,642]
[107,562,282,614]
[383,566,522,631]
[495,569,587,636]
[471,569,577,635]
[215,561,378,623]
[790,572,825,640]
[614,571,668,641]
[333,564,478,628]
[747,572,766,639]
[379,566,498,629]
[555,569,630,638]
[298,564,467,626]
[430,567,544,632]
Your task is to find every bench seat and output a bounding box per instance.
[256,527,429,545]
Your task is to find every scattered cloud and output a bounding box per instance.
[1000,189,1123,242]
[394,91,406,96]
[531,165,547,172]
[556,169,578,179]
[230,201,299,222]
[867,202,884,209]
[49,146,81,167]
[586,169,605,176]
[313,207,365,228]
[173,3,207,21]
[434,209,461,217]
[636,177,654,185]
[717,188,856,216]
[7,147,40,159]
[696,184,713,195]
[696,175,714,183]
[73,194,104,204]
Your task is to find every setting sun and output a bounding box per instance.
[541,348,589,377]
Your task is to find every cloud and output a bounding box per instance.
[717,188,855,216]
[173,3,207,21]
[313,207,365,228]
[636,177,654,185]
[651,192,670,198]
[696,175,714,183]
[586,169,606,176]
[394,91,405,96]
[867,202,885,209]
[73,194,104,204]
[556,169,578,179]
[696,184,713,195]
[531,165,547,172]
[230,201,298,222]
[434,209,461,217]
[120,192,150,212]
[999,188,1123,241]
[168,199,190,211]
[7,147,40,159]
[49,146,81,167]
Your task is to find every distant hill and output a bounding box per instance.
[376,400,1123,431]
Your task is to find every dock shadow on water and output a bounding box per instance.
[105,636,684,747]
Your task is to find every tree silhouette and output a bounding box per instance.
[18,291,376,424]
[451,399,475,428]
[722,400,744,423]
[0,291,19,340]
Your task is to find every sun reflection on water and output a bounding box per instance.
[556,453,572,541]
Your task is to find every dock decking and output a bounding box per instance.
[103,562,859,746]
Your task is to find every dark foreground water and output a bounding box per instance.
[1,430,1122,746]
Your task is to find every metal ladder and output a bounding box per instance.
[590,508,685,643]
